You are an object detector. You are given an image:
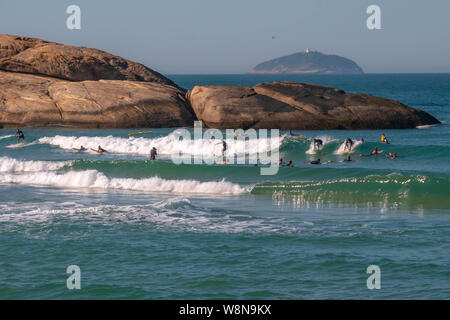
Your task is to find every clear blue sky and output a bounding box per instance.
[1,0,449,74]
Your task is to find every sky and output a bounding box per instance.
[0,0,449,74]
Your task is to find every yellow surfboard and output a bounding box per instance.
[128,131,152,136]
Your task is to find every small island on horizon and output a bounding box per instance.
[249,49,364,75]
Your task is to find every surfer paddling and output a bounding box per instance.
[91,145,106,153]
[360,147,383,157]
[72,145,87,152]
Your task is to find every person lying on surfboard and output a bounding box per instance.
[72,145,87,151]
[305,159,321,165]
[91,145,106,153]
[360,147,383,157]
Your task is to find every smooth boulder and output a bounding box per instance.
[0,34,176,86]
[0,71,195,128]
[188,81,440,129]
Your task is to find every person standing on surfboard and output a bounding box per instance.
[344,138,353,151]
[222,140,227,157]
[150,147,157,160]
[15,128,25,144]
[313,138,323,150]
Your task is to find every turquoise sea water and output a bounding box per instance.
[0,74,449,299]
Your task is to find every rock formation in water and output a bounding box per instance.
[0,34,194,128]
[0,35,440,129]
[188,81,439,129]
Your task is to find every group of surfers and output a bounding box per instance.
[11,129,396,164]
[286,133,397,166]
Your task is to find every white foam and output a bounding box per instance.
[0,134,14,141]
[0,156,70,173]
[38,131,283,158]
[0,169,249,194]
[416,124,437,129]
[306,136,334,154]
[335,139,363,155]
[5,141,38,148]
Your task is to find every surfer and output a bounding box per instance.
[342,156,355,162]
[222,140,227,157]
[150,147,157,160]
[15,128,25,144]
[381,133,389,144]
[359,137,365,143]
[278,158,284,166]
[72,145,87,152]
[361,147,382,157]
[91,145,106,153]
[313,138,323,150]
[305,159,321,165]
[344,138,353,151]
[386,152,397,159]
[285,160,293,167]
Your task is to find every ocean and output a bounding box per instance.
[0,74,449,299]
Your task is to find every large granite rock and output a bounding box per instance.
[0,34,440,130]
[188,81,440,129]
[0,71,195,128]
[0,34,176,86]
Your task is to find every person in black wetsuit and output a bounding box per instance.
[150,147,157,160]
[15,128,25,144]
[313,138,323,150]
[345,138,353,151]
[342,156,355,162]
[305,159,321,165]
[222,140,227,157]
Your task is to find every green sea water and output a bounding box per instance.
[0,74,449,299]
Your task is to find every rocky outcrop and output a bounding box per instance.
[0,34,176,86]
[0,34,440,129]
[0,71,195,128]
[0,34,195,128]
[188,82,440,129]
[249,50,364,74]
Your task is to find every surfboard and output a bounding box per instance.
[6,143,26,148]
[128,131,152,136]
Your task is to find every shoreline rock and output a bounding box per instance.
[0,34,441,130]
[188,82,440,130]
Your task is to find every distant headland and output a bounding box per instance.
[249,49,364,75]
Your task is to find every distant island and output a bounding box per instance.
[249,49,364,74]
